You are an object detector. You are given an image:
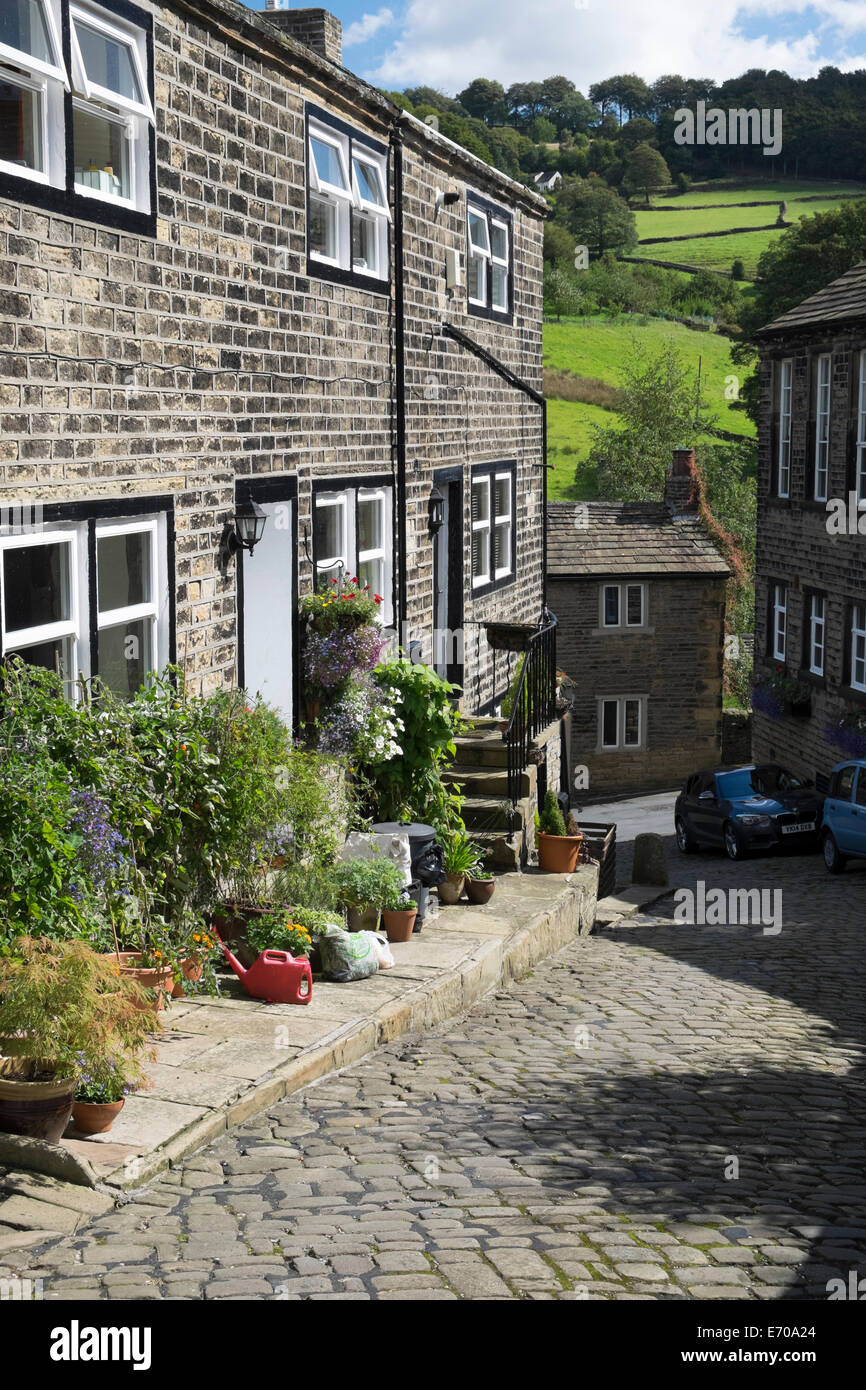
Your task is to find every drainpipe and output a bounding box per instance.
[391,127,408,633]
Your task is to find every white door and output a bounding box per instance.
[241,498,294,723]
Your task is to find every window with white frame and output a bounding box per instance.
[0,507,168,699]
[0,0,154,218]
[777,358,792,498]
[857,350,866,507]
[313,484,393,623]
[771,583,787,661]
[467,198,512,316]
[0,0,66,188]
[601,582,645,629]
[69,2,153,212]
[814,354,831,502]
[307,111,390,282]
[808,593,825,676]
[599,696,643,751]
[471,466,514,590]
[852,605,866,692]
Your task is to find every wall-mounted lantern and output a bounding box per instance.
[219,498,267,571]
[428,484,445,535]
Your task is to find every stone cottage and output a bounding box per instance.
[752,260,866,788]
[0,2,549,726]
[547,449,730,799]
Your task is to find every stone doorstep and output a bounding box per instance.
[594,884,674,926]
[0,866,597,1220]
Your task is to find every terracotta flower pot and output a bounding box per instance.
[171,958,203,1000]
[438,872,465,905]
[71,1098,125,1135]
[0,1057,76,1145]
[381,908,418,942]
[104,953,173,1012]
[537,831,583,874]
[466,877,495,904]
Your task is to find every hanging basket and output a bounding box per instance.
[484,622,538,653]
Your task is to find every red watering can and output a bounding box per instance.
[215,933,312,1005]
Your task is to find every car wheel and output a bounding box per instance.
[675,816,697,854]
[723,821,745,861]
[822,831,847,874]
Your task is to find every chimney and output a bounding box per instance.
[665,445,698,514]
[265,7,342,66]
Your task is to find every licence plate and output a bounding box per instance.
[781,821,815,835]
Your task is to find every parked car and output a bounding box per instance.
[820,760,866,872]
[675,764,824,861]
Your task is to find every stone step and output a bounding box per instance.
[470,829,524,871]
[461,797,527,832]
[452,730,509,768]
[442,765,535,799]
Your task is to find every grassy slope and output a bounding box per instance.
[654,181,866,206]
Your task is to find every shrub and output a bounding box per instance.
[361,659,464,828]
[332,857,406,912]
[538,789,567,837]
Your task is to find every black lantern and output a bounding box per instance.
[428,484,445,535]
[219,498,267,570]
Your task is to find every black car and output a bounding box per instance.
[675,764,824,860]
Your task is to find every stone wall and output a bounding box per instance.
[721,708,752,765]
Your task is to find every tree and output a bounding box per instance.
[544,222,577,265]
[623,143,671,204]
[676,171,691,194]
[617,117,657,150]
[558,180,637,258]
[543,266,586,320]
[457,78,507,126]
[731,258,745,281]
[589,343,714,500]
[528,115,557,144]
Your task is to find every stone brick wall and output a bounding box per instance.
[0,0,545,708]
[721,708,752,764]
[753,335,866,785]
[550,574,727,798]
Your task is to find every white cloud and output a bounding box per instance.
[344,8,396,48]
[364,0,866,93]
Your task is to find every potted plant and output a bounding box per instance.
[333,857,406,931]
[536,790,583,873]
[465,869,496,905]
[71,1053,149,1135]
[381,888,418,942]
[0,937,157,1145]
[438,829,482,904]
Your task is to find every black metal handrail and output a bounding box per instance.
[502,612,558,809]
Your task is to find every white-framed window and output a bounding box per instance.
[0,0,66,188]
[599,695,644,751]
[857,350,866,507]
[852,605,866,692]
[467,198,512,315]
[68,2,152,213]
[471,466,514,590]
[307,112,390,281]
[772,583,787,662]
[808,593,825,676]
[0,507,169,699]
[313,483,393,624]
[777,357,792,498]
[601,582,645,629]
[814,353,831,502]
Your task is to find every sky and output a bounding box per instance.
[249,1,866,94]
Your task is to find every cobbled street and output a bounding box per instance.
[5,840,866,1302]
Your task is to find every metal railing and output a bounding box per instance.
[502,612,558,810]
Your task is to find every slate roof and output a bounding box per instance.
[547,501,731,578]
[757,259,866,336]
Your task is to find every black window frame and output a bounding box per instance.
[466,190,514,326]
[469,460,516,597]
[0,0,156,236]
[304,102,390,296]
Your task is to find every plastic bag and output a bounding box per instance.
[318,924,380,983]
[373,934,394,970]
[414,842,446,886]
[338,831,412,887]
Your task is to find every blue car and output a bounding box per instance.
[821,760,866,872]
[675,763,823,861]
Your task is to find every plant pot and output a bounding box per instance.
[381,908,418,942]
[346,904,380,933]
[466,877,495,905]
[537,831,583,874]
[305,699,321,722]
[0,1057,76,1145]
[70,1098,125,1135]
[438,872,465,905]
[210,903,268,969]
[171,958,203,1000]
[104,953,173,1013]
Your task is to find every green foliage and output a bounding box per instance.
[299,575,382,632]
[538,790,567,837]
[361,659,464,828]
[731,258,745,280]
[438,828,483,876]
[543,265,586,320]
[544,221,577,266]
[558,179,638,259]
[0,937,156,1085]
[246,911,315,958]
[332,857,405,911]
[624,142,671,204]
[677,171,691,194]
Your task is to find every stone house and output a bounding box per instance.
[547,449,730,799]
[0,2,548,727]
[752,260,866,788]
